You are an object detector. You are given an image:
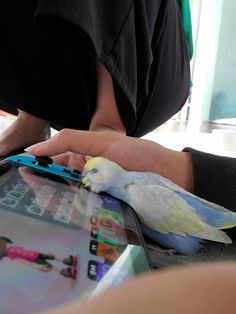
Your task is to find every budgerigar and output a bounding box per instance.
[82,157,236,255]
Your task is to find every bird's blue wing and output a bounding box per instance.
[176,192,236,229]
[141,223,202,255]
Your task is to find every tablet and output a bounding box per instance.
[0,155,151,314]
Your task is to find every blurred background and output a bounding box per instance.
[144,0,236,157]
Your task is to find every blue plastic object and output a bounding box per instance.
[6,155,82,183]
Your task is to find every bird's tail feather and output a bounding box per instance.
[208,212,236,229]
[177,192,236,229]
[191,223,232,244]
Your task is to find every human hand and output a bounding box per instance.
[26,129,193,192]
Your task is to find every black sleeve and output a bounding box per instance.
[183,148,236,212]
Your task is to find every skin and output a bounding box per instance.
[25,127,236,314]
[0,111,51,156]
[0,63,125,156]
[45,262,236,314]
[26,130,194,192]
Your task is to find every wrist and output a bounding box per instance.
[179,152,194,192]
[151,147,194,192]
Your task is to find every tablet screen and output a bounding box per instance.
[0,160,150,314]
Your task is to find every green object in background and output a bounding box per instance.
[178,0,194,60]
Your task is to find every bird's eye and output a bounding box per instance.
[91,168,98,173]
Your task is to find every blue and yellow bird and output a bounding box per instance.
[82,157,236,255]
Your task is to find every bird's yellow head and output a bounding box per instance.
[82,157,124,193]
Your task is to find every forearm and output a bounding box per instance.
[46,262,236,314]
[149,144,194,193]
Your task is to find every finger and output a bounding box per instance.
[19,167,40,192]
[52,152,87,171]
[25,129,118,157]
[50,152,73,167]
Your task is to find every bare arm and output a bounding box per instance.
[46,262,236,314]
